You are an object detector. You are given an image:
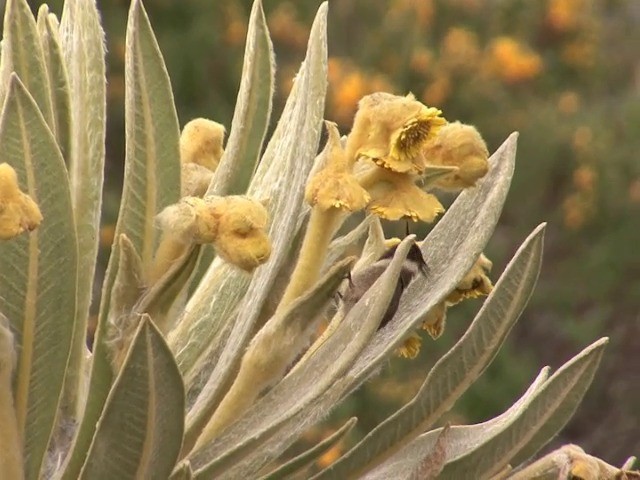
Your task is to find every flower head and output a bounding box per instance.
[346,92,446,174]
[366,170,444,223]
[305,122,371,212]
[156,195,271,272]
[0,163,43,240]
[447,253,493,304]
[180,118,226,171]
[422,122,489,191]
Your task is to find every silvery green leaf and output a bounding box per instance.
[182,257,353,453]
[407,424,450,480]
[60,1,180,477]
[36,5,71,160]
[342,133,519,396]
[314,223,545,478]
[0,0,55,126]
[186,237,416,479]
[56,0,106,424]
[169,1,328,394]
[361,368,551,480]
[439,338,608,479]
[79,316,185,480]
[207,0,274,196]
[0,75,77,480]
[259,417,357,480]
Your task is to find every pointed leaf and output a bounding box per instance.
[56,0,106,423]
[439,338,608,478]
[207,0,274,196]
[170,1,327,391]
[37,5,71,160]
[0,75,77,480]
[187,236,416,479]
[361,368,551,480]
[316,223,545,478]
[61,1,180,476]
[0,0,55,126]
[79,317,185,480]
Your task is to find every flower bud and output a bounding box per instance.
[423,122,489,191]
[180,118,226,170]
[0,163,43,240]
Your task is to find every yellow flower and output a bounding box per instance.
[486,37,543,84]
[366,170,444,223]
[180,118,226,171]
[446,253,493,304]
[0,163,43,240]
[156,195,271,272]
[423,122,489,191]
[305,122,371,212]
[421,302,447,339]
[346,92,447,174]
[395,332,422,359]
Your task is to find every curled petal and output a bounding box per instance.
[368,180,444,223]
[395,332,422,359]
[306,169,371,211]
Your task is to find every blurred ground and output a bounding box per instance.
[28,0,640,469]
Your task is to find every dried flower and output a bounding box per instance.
[395,332,422,359]
[305,122,370,212]
[423,122,489,191]
[447,253,493,304]
[180,118,226,170]
[346,92,446,174]
[0,163,43,240]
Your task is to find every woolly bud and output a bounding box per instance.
[180,118,226,170]
[0,163,43,240]
[423,122,489,191]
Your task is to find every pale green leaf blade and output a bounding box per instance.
[187,237,417,479]
[259,418,357,480]
[315,223,545,478]
[207,0,274,196]
[182,257,354,453]
[60,1,180,477]
[55,0,106,424]
[36,5,71,160]
[361,368,551,480]
[79,316,185,480]
[439,338,608,479]
[0,75,77,480]
[170,1,327,388]
[0,0,55,127]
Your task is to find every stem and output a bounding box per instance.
[277,208,341,312]
[0,359,23,479]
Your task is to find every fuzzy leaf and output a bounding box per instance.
[36,5,71,160]
[315,223,545,478]
[361,368,551,480]
[186,237,417,479]
[207,0,274,196]
[439,338,608,478]
[259,418,357,480]
[55,0,106,425]
[169,1,327,392]
[183,257,354,452]
[0,0,55,127]
[0,75,77,480]
[79,317,185,480]
[60,1,180,477]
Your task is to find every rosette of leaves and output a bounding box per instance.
[0,0,636,479]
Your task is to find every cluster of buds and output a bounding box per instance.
[0,163,42,240]
[156,194,271,273]
[149,118,270,282]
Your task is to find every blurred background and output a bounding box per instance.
[30,0,640,471]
